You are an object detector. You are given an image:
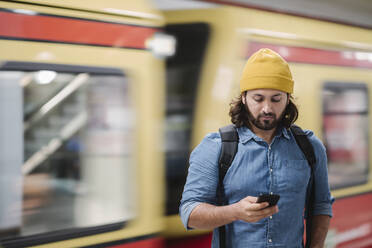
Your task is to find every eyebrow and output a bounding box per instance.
[272,94,282,97]
[252,93,282,97]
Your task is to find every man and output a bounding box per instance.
[180,48,333,247]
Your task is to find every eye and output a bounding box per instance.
[253,97,263,102]
[271,96,281,103]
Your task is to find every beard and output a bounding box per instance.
[246,106,285,131]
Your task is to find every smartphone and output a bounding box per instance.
[256,194,280,207]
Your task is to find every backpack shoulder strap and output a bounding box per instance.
[217,124,239,248]
[218,124,239,183]
[289,124,316,248]
[290,125,316,168]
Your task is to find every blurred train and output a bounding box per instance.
[0,1,168,247]
[1,0,372,247]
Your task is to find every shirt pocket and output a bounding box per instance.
[280,159,310,193]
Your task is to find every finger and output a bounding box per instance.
[251,209,277,222]
[251,212,275,222]
[245,196,258,203]
[248,202,269,210]
[257,206,279,218]
[246,206,278,221]
[249,205,277,216]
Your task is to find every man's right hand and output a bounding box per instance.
[233,196,279,223]
[188,196,279,229]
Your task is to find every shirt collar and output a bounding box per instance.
[237,126,255,144]
[237,125,291,144]
[281,127,291,140]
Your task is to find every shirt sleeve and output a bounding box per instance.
[306,131,334,217]
[179,132,221,230]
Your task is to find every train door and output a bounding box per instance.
[162,5,243,247]
[164,22,210,217]
[0,1,171,247]
[163,22,211,247]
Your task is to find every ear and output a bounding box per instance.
[242,92,246,105]
[286,94,290,105]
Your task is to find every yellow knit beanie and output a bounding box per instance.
[240,48,294,94]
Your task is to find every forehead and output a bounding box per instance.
[246,89,286,96]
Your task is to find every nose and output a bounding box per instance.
[262,101,273,114]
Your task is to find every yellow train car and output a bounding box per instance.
[0,1,174,247]
[162,3,372,248]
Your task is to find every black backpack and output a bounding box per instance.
[217,124,316,248]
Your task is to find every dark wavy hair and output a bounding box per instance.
[229,92,298,129]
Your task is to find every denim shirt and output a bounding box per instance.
[180,126,333,248]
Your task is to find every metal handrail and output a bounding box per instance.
[24,73,89,132]
[22,111,87,175]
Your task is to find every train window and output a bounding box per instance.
[322,82,369,189]
[165,23,210,215]
[0,66,136,240]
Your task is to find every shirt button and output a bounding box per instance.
[270,168,273,173]
[268,239,272,243]
[270,216,273,219]
[270,192,273,195]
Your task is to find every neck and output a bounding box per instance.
[250,125,277,144]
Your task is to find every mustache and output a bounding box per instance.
[258,112,275,118]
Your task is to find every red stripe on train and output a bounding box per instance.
[246,42,372,69]
[166,233,212,248]
[108,237,164,248]
[0,10,158,49]
[329,193,372,247]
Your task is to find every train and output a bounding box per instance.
[1,0,372,247]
